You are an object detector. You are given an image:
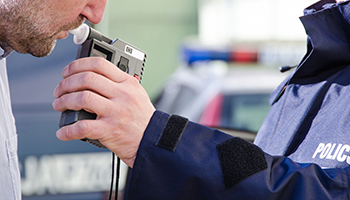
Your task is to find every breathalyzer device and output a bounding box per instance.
[58,24,146,148]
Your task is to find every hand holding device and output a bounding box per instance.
[58,24,146,148]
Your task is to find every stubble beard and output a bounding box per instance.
[0,0,85,57]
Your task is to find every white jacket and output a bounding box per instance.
[0,45,21,200]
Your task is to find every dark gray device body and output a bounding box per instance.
[59,27,146,148]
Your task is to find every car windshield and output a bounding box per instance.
[221,93,271,132]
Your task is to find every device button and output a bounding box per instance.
[117,56,129,73]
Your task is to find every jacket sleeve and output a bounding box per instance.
[125,111,350,200]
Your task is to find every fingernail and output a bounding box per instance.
[62,66,69,77]
[53,86,58,98]
[56,129,63,140]
[52,99,58,108]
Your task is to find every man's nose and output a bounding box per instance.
[80,0,107,24]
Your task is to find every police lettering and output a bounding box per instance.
[312,143,350,164]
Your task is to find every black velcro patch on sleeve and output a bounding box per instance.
[156,115,188,152]
[217,137,267,189]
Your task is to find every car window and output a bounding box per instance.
[168,85,197,114]
[221,93,271,132]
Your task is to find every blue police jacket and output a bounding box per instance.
[126,0,350,199]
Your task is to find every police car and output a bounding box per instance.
[153,45,289,141]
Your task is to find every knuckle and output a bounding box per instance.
[126,77,141,96]
[63,126,74,139]
[62,121,90,140]
[81,72,97,86]
[95,56,106,63]
[129,76,139,86]
[91,57,106,69]
[78,91,93,106]
[75,121,91,138]
[59,78,69,91]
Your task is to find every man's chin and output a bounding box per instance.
[28,40,57,58]
[54,30,70,40]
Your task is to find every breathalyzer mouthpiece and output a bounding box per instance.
[69,23,90,45]
[69,24,113,45]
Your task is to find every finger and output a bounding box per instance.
[56,119,106,141]
[62,57,130,83]
[54,71,117,99]
[56,119,139,166]
[52,90,113,116]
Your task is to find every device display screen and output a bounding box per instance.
[91,44,112,61]
[91,49,108,59]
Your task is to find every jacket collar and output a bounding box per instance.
[291,0,350,83]
[0,42,13,58]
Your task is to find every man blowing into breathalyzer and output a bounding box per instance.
[0,0,152,199]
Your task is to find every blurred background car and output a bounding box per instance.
[153,44,289,141]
